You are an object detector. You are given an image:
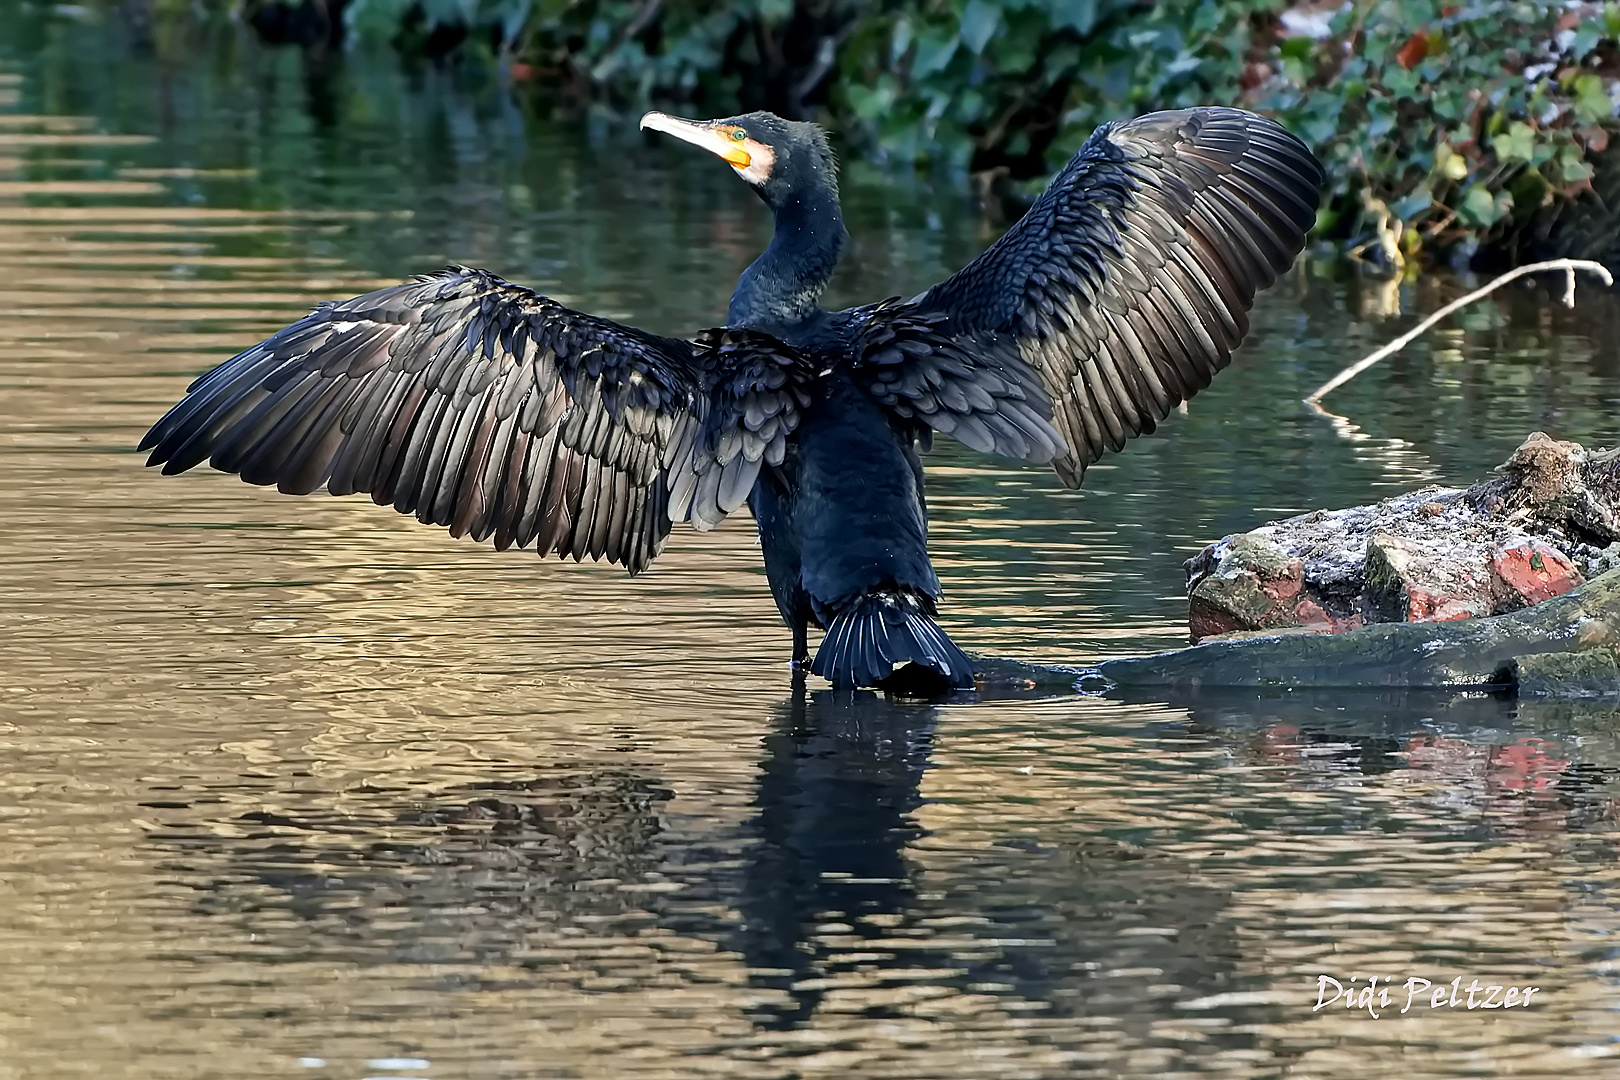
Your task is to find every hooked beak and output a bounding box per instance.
[639,112,752,170]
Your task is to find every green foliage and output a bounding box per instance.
[830,0,1620,258]
[347,0,533,47]
[153,0,1620,256]
[833,0,1273,172]
[511,1,743,102]
[497,0,1620,258]
[504,1,846,120]
[1243,0,1620,258]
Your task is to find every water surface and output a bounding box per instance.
[2,11,1620,1079]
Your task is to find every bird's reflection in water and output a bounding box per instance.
[150,684,949,1013]
[736,684,943,1028]
[145,683,1259,1046]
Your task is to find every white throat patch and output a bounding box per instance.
[735,140,776,186]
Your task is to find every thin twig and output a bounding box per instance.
[1305,258,1614,405]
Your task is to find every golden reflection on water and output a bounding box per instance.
[1,66,1619,1080]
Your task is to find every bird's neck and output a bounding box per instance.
[728,190,846,330]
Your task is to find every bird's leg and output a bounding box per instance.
[791,619,809,668]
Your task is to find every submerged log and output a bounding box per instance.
[972,567,1619,698]
[1096,566,1620,695]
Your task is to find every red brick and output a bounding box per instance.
[1491,540,1583,608]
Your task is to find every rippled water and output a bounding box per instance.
[3,11,1620,1079]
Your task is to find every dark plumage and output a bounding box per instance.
[140,107,1325,691]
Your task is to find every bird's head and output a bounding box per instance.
[639,110,837,208]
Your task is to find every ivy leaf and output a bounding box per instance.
[1562,157,1596,183]
[1046,0,1100,35]
[1560,144,1596,183]
[1390,184,1433,222]
[912,29,958,77]
[1279,36,1313,61]
[959,0,1001,55]
[1383,65,1419,99]
[1570,20,1602,60]
[347,0,417,40]
[1435,142,1469,180]
[1571,73,1614,126]
[845,83,890,123]
[1301,116,1339,145]
[1458,184,1510,227]
[1367,99,1397,139]
[1493,121,1536,164]
[1431,87,1467,121]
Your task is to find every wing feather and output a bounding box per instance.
[672,327,817,533]
[889,106,1321,484]
[140,266,710,574]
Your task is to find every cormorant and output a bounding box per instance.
[139,107,1324,691]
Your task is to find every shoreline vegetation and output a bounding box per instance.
[168,0,1620,269]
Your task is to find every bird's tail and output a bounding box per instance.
[810,591,975,692]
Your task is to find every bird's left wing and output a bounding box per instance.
[858,107,1324,485]
[670,327,817,530]
[140,266,733,574]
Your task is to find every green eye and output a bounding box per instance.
[731,129,746,141]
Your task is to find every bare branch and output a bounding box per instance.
[1305,259,1614,406]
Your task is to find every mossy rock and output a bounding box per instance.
[1515,649,1620,698]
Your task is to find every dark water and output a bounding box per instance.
[3,10,1620,1079]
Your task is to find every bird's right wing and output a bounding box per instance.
[140,266,799,574]
[896,107,1324,485]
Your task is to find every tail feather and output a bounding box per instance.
[810,592,975,691]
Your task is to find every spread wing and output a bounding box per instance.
[671,327,817,530]
[854,299,1064,463]
[139,266,805,573]
[878,106,1324,485]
